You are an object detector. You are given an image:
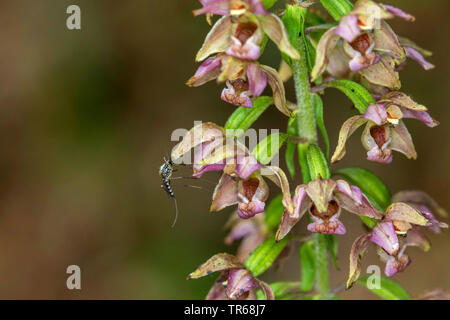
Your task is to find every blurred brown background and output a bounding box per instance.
[0,0,447,299]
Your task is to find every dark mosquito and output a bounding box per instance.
[159,156,204,228]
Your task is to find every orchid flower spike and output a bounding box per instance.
[332,92,439,164]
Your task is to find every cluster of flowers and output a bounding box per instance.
[174,0,447,300]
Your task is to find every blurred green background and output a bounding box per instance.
[0,0,448,299]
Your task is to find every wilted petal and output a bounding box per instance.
[259,65,294,117]
[382,4,415,22]
[385,202,429,227]
[362,103,388,125]
[373,21,405,61]
[392,190,448,219]
[380,91,427,111]
[258,281,275,300]
[359,55,401,90]
[193,0,230,16]
[334,14,361,43]
[347,234,370,288]
[369,221,399,255]
[196,16,233,62]
[311,28,340,81]
[331,116,369,163]
[405,227,431,252]
[389,120,417,160]
[172,122,225,161]
[305,179,337,214]
[399,108,439,128]
[226,269,259,300]
[261,166,294,215]
[187,57,222,87]
[218,55,247,82]
[246,63,268,97]
[187,253,243,279]
[258,14,300,60]
[210,174,239,212]
[327,45,352,79]
[276,185,310,241]
[335,180,383,219]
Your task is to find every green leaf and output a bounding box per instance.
[334,167,391,212]
[319,0,354,21]
[297,142,311,183]
[224,96,273,135]
[244,235,289,277]
[299,241,316,292]
[256,281,301,300]
[285,117,298,178]
[319,80,376,114]
[306,144,330,180]
[324,234,339,269]
[251,132,288,165]
[264,194,284,231]
[285,141,296,178]
[262,0,278,10]
[281,4,303,68]
[312,93,329,159]
[357,276,411,300]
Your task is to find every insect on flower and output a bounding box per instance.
[159,156,179,228]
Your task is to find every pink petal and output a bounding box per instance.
[193,0,230,16]
[246,63,268,97]
[334,14,361,43]
[226,269,259,300]
[369,221,399,255]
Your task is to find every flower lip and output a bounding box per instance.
[310,200,340,221]
[370,125,388,148]
[350,33,372,55]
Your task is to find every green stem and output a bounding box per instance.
[292,25,330,300]
[314,233,330,299]
[293,38,317,144]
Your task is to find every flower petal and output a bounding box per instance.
[305,179,337,214]
[334,14,361,43]
[392,190,448,219]
[193,0,230,16]
[311,28,340,81]
[384,202,429,226]
[405,227,431,252]
[373,21,405,61]
[221,82,254,108]
[405,47,435,70]
[187,253,244,279]
[259,65,294,117]
[307,215,346,235]
[399,108,439,128]
[362,103,388,125]
[331,116,369,163]
[369,221,399,255]
[196,16,233,62]
[347,234,370,288]
[276,185,310,241]
[210,174,239,212]
[380,91,427,111]
[246,63,268,97]
[226,268,259,300]
[257,13,300,60]
[226,35,261,61]
[261,166,293,215]
[206,274,228,300]
[172,122,225,161]
[186,57,223,87]
[389,120,417,160]
[384,251,411,277]
[335,180,383,219]
[382,4,415,22]
[359,55,401,90]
